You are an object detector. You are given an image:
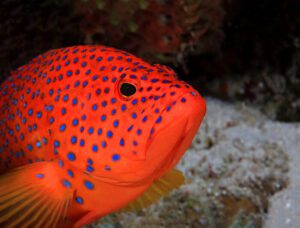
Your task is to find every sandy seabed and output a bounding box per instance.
[95,98,300,228]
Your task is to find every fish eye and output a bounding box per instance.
[120,82,137,98]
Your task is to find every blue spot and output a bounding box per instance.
[80,139,85,147]
[36,173,44,178]
[92,145,98,152]
[76,197,83,204]
[120,138,125,146]
[83,81,88,87]
[67,70,72,77]
[36,141,42,148]
[67,170,74,178]
[142,116,148,122]
[42,138,48,144]
[67,152,76,161]
[15,124,20,131]
[58,160,64,167]
[132,99,138,105]
[72,119,79,126]
[59,124,66,132]
[121,104,127,111]
[101,141,107,148]
[63,94,69,102]
[86,166,94,172]
[54,140,60,148]
[137,129,142,135]
[181,97,186,103]
[62,179,72,188]
[92,104,98,111]
[72,98,78,105]
[111,98,116,104]
[71,136,77,144]
[101,101,107,107]
[107,131,113,138]
[98,129,103,135]
[156,116,162,124]
[113,120,119,127]
[74,81,80,87]
[28,109,33,116]
[131,113,137,119]
[37,111,42,118]
[101,115,106,121]
[27,144,33,151]
[61,108,67,115]
[112,154,120,161]
[81,115,86,121]
[86,127,93,135]
[87,158,93,165]
[127,125,133,131]
[84,180,94,190]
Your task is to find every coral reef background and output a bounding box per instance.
[0,0,299,121]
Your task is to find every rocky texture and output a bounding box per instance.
[91,98,299,228]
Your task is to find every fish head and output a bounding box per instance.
[101,63,206,184]
[50,46,205,185]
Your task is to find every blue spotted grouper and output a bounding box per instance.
[0,45,206,227]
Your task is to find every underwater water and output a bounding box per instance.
[0,1,299,228]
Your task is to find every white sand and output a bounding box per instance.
[185,98,300,228]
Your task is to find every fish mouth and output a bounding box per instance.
[144,91,206,180]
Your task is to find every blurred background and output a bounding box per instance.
[0,0,299,121]
[0,1,299,227]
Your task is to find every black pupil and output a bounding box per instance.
[120,83,136,97]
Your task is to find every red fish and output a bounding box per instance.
[0,45,206,227]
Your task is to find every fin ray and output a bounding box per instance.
[0,162,74,227]
[121,169,185,212]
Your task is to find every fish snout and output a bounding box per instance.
[182,90,206,134]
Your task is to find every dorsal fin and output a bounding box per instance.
[121,169,185,212]
[0,162,74,227]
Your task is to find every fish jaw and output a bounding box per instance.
[145,90,206,179]
[96,90,206,185]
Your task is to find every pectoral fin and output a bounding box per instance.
[0,162,73,227]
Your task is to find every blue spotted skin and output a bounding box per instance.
[0,45,206,221]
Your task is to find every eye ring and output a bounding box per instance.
[119,82,137,98]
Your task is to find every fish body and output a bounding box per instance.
[0,45,206,227]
